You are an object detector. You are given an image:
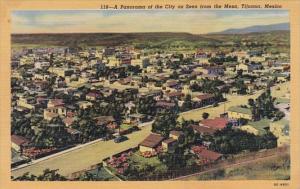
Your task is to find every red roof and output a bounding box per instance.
[63,117,74,126]
[197,94,214,100]
[156,101,176,108]
[191,125,217,135]
[140,133,164,148]
[166,92,183,98]
[170,130,183,137]
[191,145,222,161]
[86,92,99,98]
[48,99,64,107]
[162,138,177,144]
[200,117,229,130]
[11,135,30,146]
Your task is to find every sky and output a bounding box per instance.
[11,10,289,34]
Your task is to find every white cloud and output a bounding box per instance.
[11,10,289,34]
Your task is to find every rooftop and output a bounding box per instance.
[11,135,30,146]
[228,106,252,115]
[139,133,164,148]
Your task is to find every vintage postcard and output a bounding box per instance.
[0,0,299,189]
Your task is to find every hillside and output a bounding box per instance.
[212,23,289,34]
[11,31,290,52]
[11,32,220,47]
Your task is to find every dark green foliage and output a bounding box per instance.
[209,128,277,154]
[136,96,157,116]
[181,94,193,111]
[13,169,67,181]
[152,111,178,137]
[202,112,209,119]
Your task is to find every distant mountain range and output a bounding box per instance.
[11,30,289,47]
[211,23,290,34]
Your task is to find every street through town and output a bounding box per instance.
[11,82,289,178]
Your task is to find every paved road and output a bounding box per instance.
[12,123,152,178]
[11,82,290,178]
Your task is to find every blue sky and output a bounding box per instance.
[11,10,289,34]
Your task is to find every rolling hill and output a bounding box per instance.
[212,23,289,34]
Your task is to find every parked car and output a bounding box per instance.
[114,135,128,143]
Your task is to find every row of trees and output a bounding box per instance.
[248,88,284,121]
[13,169,67,181]
[209,128,277,154]
[72,117,110,143]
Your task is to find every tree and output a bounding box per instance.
[13,169,67,181]
[78,172,97,181]
[248,98,255,107]
[37,169,67,181]
[13,172,36,181]
[152,111,178,137]
[181,94,193,111]
[202,112,209,120]
[170,71,179,80]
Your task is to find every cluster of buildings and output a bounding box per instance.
[11,45,290,165]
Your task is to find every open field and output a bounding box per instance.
[180,153,290,180]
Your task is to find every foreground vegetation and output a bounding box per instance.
[181,154,290,180]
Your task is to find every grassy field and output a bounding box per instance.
[130,152,165,169]
[87,166,119,181]
[180,154,290,180]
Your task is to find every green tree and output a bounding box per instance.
[152,111,178,137]
[181,94,193,111]
[202,112,209,119]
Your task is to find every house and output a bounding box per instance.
[139,133,164,153]
[17,97,36,110]
[192,124,217,135]
[49,67,74,77]
[63,117,75,127]
[191,145,223,162]
[193,93,215,107]
[156,101,176,112]
[11,135,30,153]
[199,117,230,130]
[43,111,59,121]
[227,106,253,120]
[202,66,224,75]
[165,91,183,101]
[77,101,93,109]
[94,116,116,126]
[43,105,67,121]
[239,119,270,135]
[270,119,289,147]
[162,138,177,152]
[239,125,260,135]
[274,73,290,83]
[47,99,64,108]
[169,130,184,140]
[246,84,255,94]
[127,113,148,125]
[35,61,50,70]
[86,92,100,101]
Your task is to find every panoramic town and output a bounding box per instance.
[10,10,290,181]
